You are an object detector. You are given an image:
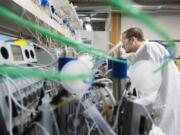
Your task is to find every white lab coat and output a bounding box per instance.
[123,41,180,135]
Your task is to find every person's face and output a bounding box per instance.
[122,34,134,53]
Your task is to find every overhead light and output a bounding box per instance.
[84,23,92,31]
[82,17,93,31]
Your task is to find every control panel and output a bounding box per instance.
[0,41,37,65]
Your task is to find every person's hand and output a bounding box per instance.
[149,125,166,135]
[120,47,126,57]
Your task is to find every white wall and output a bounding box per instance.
[79,30,94,45]
[78,30,109,51]
[121,13,180,57]
[93,31,109,51]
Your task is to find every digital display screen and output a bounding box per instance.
[11,45,24,61]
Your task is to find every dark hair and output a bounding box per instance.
[123,27,144,41]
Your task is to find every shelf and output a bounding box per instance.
[0,0,77,40]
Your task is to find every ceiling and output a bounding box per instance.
[70,0,180,14]
[70,0,180,31]
[70,0,180,5]
[134,0,180,5]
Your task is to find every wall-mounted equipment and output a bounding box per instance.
[0,41,37,65]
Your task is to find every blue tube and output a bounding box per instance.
[63,19,67,24]
[40,0,49,6]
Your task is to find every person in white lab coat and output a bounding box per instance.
[121,27,180,135]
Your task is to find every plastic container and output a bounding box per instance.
[112,58,128,79]
[61,60,92,96]
[108,60,113,69]
[128,60,162,97]
[58,57,76,71]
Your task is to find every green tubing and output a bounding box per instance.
[0,6,127,64]
[0,65,93,81]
